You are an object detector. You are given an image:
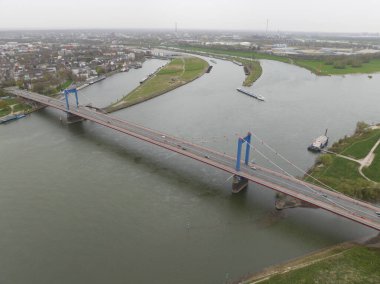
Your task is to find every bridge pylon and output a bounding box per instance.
[232,132,251,193]
[64,88,84,123]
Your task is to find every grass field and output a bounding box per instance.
[0,97,32,118]
[106,56,208,112]
[336,129,380,159]
[305,124,380,201]
[363,142,380,182]
[255,246,380,284]
[308,156,363,185]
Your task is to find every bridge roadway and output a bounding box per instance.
[7,87,380,231]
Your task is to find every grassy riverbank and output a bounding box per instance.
[0,89,32,118]
[305,122,380,201]
[242,243,380,284]
[105,56,208,112]
[173,45,380,76]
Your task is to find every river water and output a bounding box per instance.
[1,57,379,284]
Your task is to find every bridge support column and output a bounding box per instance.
[66,112,84,124]
[64,88,79,111]
[63,87,83,124]
[233,132,251,193]
[232,175,248,193]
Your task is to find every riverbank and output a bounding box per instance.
[171,45,380,76]
[105,56,208,113]
[305,122,380,201]
[238,235,380,284]
[0,90,33,119]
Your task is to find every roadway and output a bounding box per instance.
[7,87,380,231]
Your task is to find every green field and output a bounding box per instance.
[257,246,380,284]
[106,56,208,112]
[0,96,32,118]
[331,128,380,159]
[295,58,380,75]
[363,143,380,182]
[306,123,380,201]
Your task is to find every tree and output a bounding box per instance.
[355,121,369,134]
[96,66,105,75]
[318,154,333,167]
[32,82,45,93]
[333,60,346,69]
[351,59,362,68]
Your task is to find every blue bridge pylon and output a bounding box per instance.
[63,88,79,110]
[236,132,252,171]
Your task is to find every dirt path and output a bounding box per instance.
[323,138,380,182]
[9,104,17,114]
[358,139,380,181]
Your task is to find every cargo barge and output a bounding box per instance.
[88,75,106,85]
[236,88,265,101]
[0,114,26,124]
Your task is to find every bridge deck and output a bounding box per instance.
[7,87,380,231]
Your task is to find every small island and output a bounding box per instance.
[231,57,263,87]
[105,56,209,112]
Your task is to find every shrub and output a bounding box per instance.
[333,60,346,69]
[355,121,369,134]
[318,154,333,167]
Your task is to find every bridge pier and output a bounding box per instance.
[66,112,84,124]
[233,132,251,193]
[63,87,84,124]
[232,175,248,193]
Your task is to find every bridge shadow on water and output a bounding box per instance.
[33,109,371,242]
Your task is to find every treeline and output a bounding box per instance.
[323,54,379,69]
[295,53,380,69]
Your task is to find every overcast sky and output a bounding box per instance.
[1,0,379,33]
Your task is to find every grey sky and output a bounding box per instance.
[1,0,379,33]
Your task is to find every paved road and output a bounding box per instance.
[7,87,380,231]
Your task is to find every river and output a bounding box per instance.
[1,57,379,284]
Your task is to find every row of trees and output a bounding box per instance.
[324,56,366,69]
